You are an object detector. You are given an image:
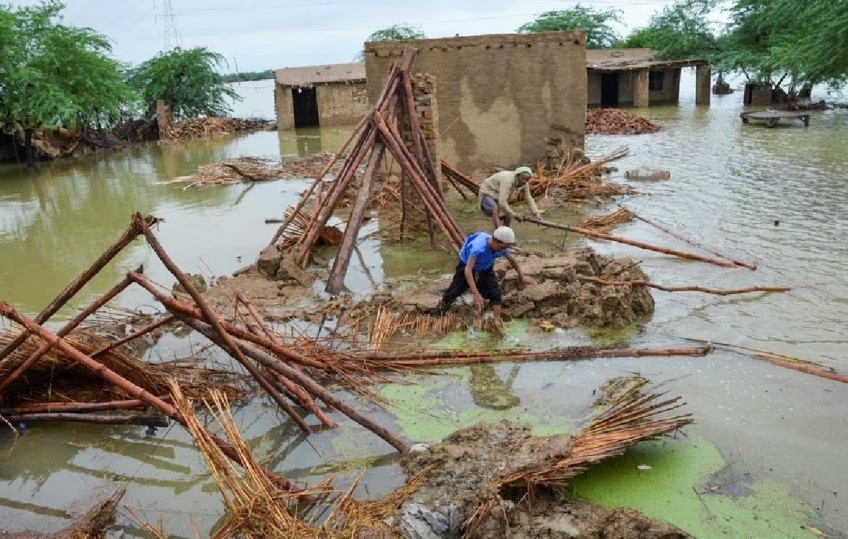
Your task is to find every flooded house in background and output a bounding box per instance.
[364,31,587,174]
[586,48,710,107]
[273,63,368,130]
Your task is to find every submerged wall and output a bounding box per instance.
[274,82,368,130]
[365,31,587,174]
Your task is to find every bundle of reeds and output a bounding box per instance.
[167,382,424,539]
[368,308,462,350]
[580,206,636,233]
[529,147,634,200]
[0,327,243,405]
[275,206,343,249]
[464,381,692,533]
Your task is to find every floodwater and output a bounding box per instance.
[1,73,847,537]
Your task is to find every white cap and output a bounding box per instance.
[493,226,516,244]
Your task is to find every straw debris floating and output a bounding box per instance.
[160,153,346,189]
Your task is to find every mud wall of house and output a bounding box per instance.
[316,83,369,126]
[364,31,586,174]
[274,84,295,130]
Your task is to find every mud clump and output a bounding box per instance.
[394,248,655,329]
[392,421,691,539]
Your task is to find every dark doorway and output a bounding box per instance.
[600,73,619,107]
[292,86,319,127]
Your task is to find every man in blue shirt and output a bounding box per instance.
[437,226,537,328]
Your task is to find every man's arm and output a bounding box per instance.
[521,184,541,217]
[505,253,537,286]
[497,177,519,217]
[464,255,486,309]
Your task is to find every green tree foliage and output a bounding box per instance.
[0,0,135,165]
[127,47,239,120]
[517,5,622,48]
[618,0,720,60]
[221,70,275,83]
[365,23,426,43]
[717,0,848,91]
[356,24,426,61]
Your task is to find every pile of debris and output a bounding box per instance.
[159,116,272,141]
[159,154,347,188]
[586,108,662,135]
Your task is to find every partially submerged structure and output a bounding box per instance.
[364,31,588,172]
[586,48,710,107]
[273,63,368,130]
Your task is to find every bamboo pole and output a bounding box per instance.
[128,273,327,370]
[679,336,848,384]
[90,314,176,359]
[630,209,757,270]
[178,315,411,454]
[0,302,307,496]
[0,399,148,414]
[296,128,378,267]
[0,215,153,362]
[326,142,386,294]
[358,345,712,366]
[525,216,745,269]
[235,293,337,429]
[577,276,791,296]
[0,276,134,395]
[5,412,169,426]
[133,215,312,434]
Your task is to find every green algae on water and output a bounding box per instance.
[569,438,818,538]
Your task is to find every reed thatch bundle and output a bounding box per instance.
[274,206,343,249]
[367,307,463,351]
[169,382,427,539]
[464,378,693,534]
[529,147,635,200]
[0,327,243,405]
[580,206,636,233]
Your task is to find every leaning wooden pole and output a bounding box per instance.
[577,277,790,295]
[372,115,464,250]
[267,119,367,248]
[0,215,153,362]
[525,217,746,269]
[179,315,411,454]
[0,302,308,497]
[326,142,386,294]
[296,128,378,267]
[235,293,338,429]
[0,276,134,395]
[133,215,312,433]
[128,273,329,370]
[630,209,757,270]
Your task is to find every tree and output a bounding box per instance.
[0,0,135,166]
[618,0,720,60]
[517,5,622,48]
[127,47,239,120]
[355,24,426,61]
[716,0,848,94]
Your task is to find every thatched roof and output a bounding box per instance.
[274,62,365,87]
[586,48,707,72]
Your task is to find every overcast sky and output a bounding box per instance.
[10,0,682,72]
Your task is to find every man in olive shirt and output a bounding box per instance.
[479,166,541,228]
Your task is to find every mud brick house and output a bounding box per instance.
[586,48,710,107]
[364,31,587,173]
[273,63,368,130]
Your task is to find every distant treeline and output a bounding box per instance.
[222,70,275,83]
